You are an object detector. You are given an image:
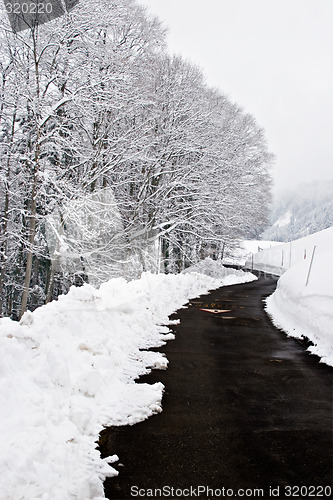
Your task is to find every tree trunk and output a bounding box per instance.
[19,186,37,319]
[0,106,17,316]
[19,28,41,320]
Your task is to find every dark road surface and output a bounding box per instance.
[100,273,333,500]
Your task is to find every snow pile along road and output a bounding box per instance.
[246,226,333,275]
[0,268,256,500]
[182,256,259,284]
[265,229,333,366]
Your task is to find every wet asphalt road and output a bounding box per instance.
[100,273,333,500]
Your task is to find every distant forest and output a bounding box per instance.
[261,180,333,242]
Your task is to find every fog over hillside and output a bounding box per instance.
[261,180,333,242]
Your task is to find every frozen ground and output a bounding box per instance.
[247,227,333,367]
[0,265,255,500]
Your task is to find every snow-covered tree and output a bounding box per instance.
[0,0,273,318]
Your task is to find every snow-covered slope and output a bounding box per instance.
[0,267,255,500]
[246,226,333,275]
[261,180,333,242]
[248,227,333,366]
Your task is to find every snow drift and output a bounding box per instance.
[247,226,333,275]
[258,227,333,366]
[0,266,255,500]
[265,251,333,366]
[182,256,258,283]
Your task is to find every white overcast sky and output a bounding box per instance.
[138,0,333,193]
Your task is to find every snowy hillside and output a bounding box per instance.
[248,227,333,366]
[262,180,333,242]
[0,266,255,500]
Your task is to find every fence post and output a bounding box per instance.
[305,246,316,287]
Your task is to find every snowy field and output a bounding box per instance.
[0,265,255,500]
[248,227,333,367]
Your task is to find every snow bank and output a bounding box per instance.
[265,239,333,366]
[247,226,333,275]
[0,269,255,500]
[182,257,258,284]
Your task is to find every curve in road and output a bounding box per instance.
[100,273,332,499]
